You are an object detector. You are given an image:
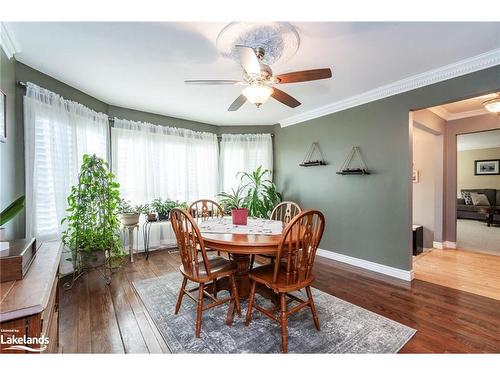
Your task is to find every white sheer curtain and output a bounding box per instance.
[24,82,109,242]
[220,133,273,192]
[111,118,219,249]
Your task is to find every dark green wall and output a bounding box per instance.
[0,49,24,238]
[107,106,276,135]
[108,105,218,134]
[274,65,500,271]
[217,125,276,135]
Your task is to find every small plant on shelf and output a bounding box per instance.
[118,199,142,226]
[61,154,124,283]
[150,198,188,221]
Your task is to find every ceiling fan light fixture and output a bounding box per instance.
[482,96,500,113]
[242,85,273,107]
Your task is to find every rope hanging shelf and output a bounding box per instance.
[336,146,371,175]
[299,142,327,167]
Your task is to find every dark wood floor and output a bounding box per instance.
[59,250,500,353]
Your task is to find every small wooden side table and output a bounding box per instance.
[479,207,500,227]
[123,224,139,262]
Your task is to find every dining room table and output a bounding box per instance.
[197,217,283,299]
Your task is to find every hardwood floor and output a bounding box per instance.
[413,248,500,300]
[59,250,500,353]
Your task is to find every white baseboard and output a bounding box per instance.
[316,249,414,281]
[433,241,444,249]
[433,241,457,249]
[444,241,457,249]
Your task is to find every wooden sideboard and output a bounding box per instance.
[0,241,61,354]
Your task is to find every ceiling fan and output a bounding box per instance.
[184,45,332,111]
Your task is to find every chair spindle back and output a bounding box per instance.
[274,210,325,285]
[189,199,224,221]
[271,201,302,225]
[170,208,211,278]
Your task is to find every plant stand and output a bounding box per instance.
[123,223,139,262]
[61,154,123,291]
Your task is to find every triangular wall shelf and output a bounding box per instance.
[336,146,371,175]
[299,142,327,167]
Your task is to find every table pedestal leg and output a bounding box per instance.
[213,254,250,299]
[231,254,251,298]
[216,254,280,310]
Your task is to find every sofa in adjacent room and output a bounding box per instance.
[457,189,500,220]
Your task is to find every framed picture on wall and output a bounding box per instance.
[412,169,419,183]
[0,89,6,143]
[474,159,500,175]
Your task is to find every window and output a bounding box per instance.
[220,133,273,192]
[24,83,108,240]
[111,118,219,204]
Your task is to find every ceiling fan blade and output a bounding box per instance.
[271,87,301,108]
[228,94,247,111]
[275,68,332,84]
[235,45,261,76]
[184,80,242,85]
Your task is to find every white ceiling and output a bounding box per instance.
[457,129,500,151]
[429,93,499,120]
[7,22,500,126]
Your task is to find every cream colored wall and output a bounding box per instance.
[457,147,500,195]
[413,127,438,249]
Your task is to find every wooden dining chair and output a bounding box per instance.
[170,208,241,338]
[249,201,302,269]
[245,209,325,353]
[189,199,225,256]
[189,199,224,221]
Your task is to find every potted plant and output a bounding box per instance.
[139,203,157,221]
[0,196,25,250]
[151,198,168,221]
[151,198,188,221]
[218,185,248,225]
[239,165,282,219]
[119,199,142,226]
[61,154,124,272]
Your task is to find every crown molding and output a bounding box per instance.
[0,22,19,59]
[446,108,491,121]
[279,48,500,128]
[428,106,491,121]
[427,106,451,120]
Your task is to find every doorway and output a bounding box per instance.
[456,129,500,255]
[411,92,500,300]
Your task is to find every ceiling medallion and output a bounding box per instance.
[216,22,300,65]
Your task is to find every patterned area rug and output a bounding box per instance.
[133,273,416,353]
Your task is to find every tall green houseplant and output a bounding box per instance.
[239,165,282,218]
[61,154,123,276]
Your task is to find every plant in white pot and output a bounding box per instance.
[119,199,142,226]
[0,196,25,251]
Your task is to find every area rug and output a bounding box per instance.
[133,273,416,353]
[457,219,500,255]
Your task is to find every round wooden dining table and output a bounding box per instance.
[200,231,282,299]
